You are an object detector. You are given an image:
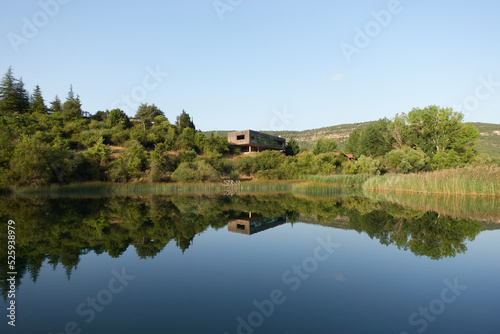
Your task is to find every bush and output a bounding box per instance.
[108,141,148,182]
[171,161,220,183]
[312,136,338,155]
[385,146,428,174]
[233,156,256,176]
[149,143,175,182]
[430,150,464,170]
[345,155,383,175]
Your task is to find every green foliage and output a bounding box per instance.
[171,161,219,182]
[135,103,164,129]
[430,149,463,170]
[285,137,300,156]
[150,143,175,182]
[346,119,393,157]
[0,67,30,114]
[107,108,131,128]
[49,95,62,113]
[385,146,429,174]
[176,127,197,151]
[312,136,338,155]
[29,85,48,114]
[363,165,500,196]
[62,85,83,119]
[108,141,148,182]
[345,155,383,175]
[176,109,195,131]
[177,150,197,163]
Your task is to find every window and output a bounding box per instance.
[237,135,245,140]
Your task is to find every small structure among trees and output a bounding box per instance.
[228,130,286,153]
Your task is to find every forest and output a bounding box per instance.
[0,67,495,188]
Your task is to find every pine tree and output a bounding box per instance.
[176,109,195,131]
[29,85,48,114]
[50,95,62,113]
[62,85,82,119]
[285,137,300,156]
[0,67,30,114]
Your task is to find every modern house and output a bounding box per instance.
[227,130,286,153]
[228,213,286,235]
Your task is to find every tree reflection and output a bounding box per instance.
[0,193,486,300]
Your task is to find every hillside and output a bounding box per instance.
[205,122,500,162]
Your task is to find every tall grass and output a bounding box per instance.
[299,174,372,187]
[365,191,500,222]
[12,181,296,198]
[363,166,500,197]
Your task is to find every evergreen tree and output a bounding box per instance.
[135,103,164,130]
[0,67,30,114]
[62,85,82,119]
[29,85,48,114]
[285,137,300,156]
[50,95,62,113]
[176,109,195,131]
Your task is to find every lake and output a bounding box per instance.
[1,192,499,334]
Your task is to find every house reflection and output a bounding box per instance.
[228,212,287,235]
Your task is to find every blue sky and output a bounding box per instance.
[1,0,499,131]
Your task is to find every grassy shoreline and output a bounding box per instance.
[363,166,499,197]
[4,166,499,197]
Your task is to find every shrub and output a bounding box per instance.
[345,155,383,175]
[108,141,148,182]
[385,146,428,174]
[312,136,338,155]
[171,161,220,183]
[149,143,175,182]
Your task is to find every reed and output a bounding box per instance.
[363,166,500,197]
[299,174,372,187]
[365,191,500,222]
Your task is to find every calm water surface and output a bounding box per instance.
[0,194,499,334]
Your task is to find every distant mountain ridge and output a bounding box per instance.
[205,122,500,162]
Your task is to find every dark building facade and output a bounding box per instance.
[227,130,286,153]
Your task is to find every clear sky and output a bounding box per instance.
[1,0,499,131]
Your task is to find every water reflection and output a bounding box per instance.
[0,193,491,300]
[228,213,286,235]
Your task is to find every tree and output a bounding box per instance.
[62,85,83,119]
[404,106,480,166]
[0,67,30,114]
[107,108,131,128]
[135,103,164,130]
[312,136,338,155]
[344,128,362,156]
[285,137,300,156]
[50,95,62,113]
[29,85,48,114]
[176,109,195,131]
[385,146,429,173]
[357,119,393,157]
[107,141,148,182]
